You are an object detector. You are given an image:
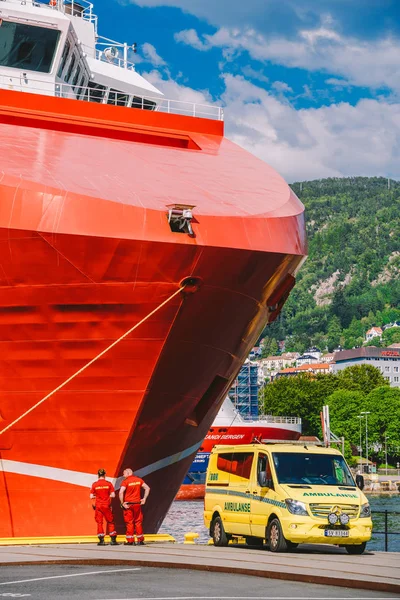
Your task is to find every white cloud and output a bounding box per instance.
[272,81,293,93]
[143,71,400,182]
[174,25,400,92]
[326,78,352,88]
[241,66,269,84]
[174,29,208,51]
[141,42,166,66]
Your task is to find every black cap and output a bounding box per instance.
[98,468,106,477]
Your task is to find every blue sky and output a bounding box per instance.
[94,0,400,181]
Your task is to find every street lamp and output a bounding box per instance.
[357,415,364,473]
[361,411,371,473]
[384,432,389,476]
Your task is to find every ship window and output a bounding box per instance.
[66,52,76,83]
[108,89,129,107]
[131,96,157,111]
[72,63,81,89]
[76,72,86,98]
[0,21,60,73]
[57,39,70,77]
[87,81,106,103]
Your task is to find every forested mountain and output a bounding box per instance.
[261,177,400,354]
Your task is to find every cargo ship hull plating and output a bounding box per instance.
[0,91,306,537]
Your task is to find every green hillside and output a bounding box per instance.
[261,177,400,354]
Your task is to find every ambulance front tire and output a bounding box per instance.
[212,516,230,547]
[267,518,290,552]
[344,542,367,555]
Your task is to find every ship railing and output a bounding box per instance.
[57,0,98,31]
[2,0,98,30]
[95,48,136,72]
[0,78,224,121]
[241,415,302,425]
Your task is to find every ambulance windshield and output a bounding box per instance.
[272,453,355,487]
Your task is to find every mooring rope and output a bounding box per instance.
[0,285,184,437]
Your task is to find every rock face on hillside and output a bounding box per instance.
[260,177,400,354]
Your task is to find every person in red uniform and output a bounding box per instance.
[90,468,119,546]
[119,467,150,545]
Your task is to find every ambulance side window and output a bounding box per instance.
[257,453,273,489]
[217,452,253,480]
[231,452,253,480]
[217,453,233,474]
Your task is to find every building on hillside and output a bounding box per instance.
[383,321,400,331]
[274,363,332,379]
[249,346,262,360]
[332,347,400,387]
[258,353,300,381]
[228,360,259,417]
[365,327,383,342]
[306,347,322,360]
[321,353,335,363]
[296,353,320,367]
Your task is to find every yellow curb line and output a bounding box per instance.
[0,534,175,546]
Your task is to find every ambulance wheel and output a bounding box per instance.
[245,536,264,547]
[212,516,229,547]
[267,518,288,552]
[345,542,367,555]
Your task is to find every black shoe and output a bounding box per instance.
[97,538,106,546]
[124,541,134,545]
[137,540,145,546]
[110,538,120,546]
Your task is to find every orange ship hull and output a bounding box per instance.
[0,90,306,537]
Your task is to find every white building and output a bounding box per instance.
[365,327,383,342]
[258,353,299,380]
[332,347,400,387]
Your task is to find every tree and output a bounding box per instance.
[336,364,388,395]
[382,328,400,347]
[327,389,366,456]
[260,337,279,357]
[364,387,400,462]
[327,315,342,351]
[260,373,340,435]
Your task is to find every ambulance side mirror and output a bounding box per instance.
[258,471,267,487]
[258,472,274,489]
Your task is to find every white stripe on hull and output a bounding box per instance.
[0,440,202,489]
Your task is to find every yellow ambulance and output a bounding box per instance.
[204,443,372,554]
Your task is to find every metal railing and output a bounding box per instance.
[95,48,136,72]
[371,510,400,552]
[242,415,302,425]
[1,0,98,29]
[0,78,224,120]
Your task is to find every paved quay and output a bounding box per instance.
[0,542,399,595]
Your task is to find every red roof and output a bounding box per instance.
[279,363,330,373]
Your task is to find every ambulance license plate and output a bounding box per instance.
[324,529,349,537]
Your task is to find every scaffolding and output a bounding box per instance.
[228,361,259,418]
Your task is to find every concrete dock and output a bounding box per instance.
[0,542,399,595]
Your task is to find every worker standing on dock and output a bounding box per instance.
[119,468,150,545]
[90,468,119,546]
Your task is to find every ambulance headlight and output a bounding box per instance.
[328,512,338,525]
[285,499,308,516]
[360,503,371,518]
[339,513,350,525]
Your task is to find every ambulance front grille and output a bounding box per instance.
[309,503,359,519]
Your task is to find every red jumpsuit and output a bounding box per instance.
[90,479,116,538]
[121,475,145,542]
